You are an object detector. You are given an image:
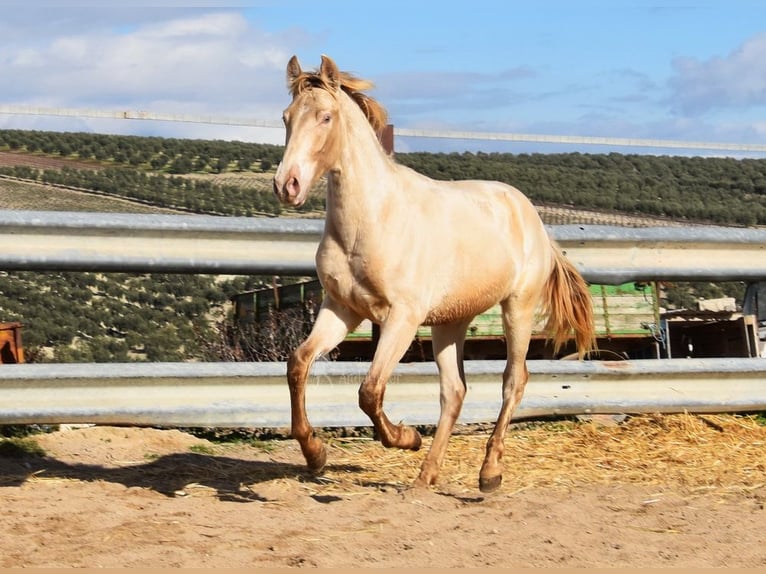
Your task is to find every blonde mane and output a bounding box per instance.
[288,68,389,135]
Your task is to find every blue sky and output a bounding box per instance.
[1,1,766,155]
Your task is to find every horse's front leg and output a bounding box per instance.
[358,313,422,451]
[288,300,361,475]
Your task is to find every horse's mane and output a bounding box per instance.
[288,69,388,135]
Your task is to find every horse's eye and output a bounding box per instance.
[321,113,331,124]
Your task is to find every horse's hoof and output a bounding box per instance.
[410,429,422,451]
[411,478,427,489]
[306,445,327,476]
[414,458,440,487]
[402,425,422,451]
[412,471,437,490]
[389,424,422,451]
[479,474,502,493]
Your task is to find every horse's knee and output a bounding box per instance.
[287,345,312,383]
[357,383,378,417]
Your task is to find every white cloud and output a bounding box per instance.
[0,8,306,143]
[139,11,247,38]
[669,32,766,115]
[1,10,294,116]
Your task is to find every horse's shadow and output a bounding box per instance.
[0,450,364,502]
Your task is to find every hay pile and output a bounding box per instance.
[314,413,766,495]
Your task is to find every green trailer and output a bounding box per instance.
[232,280,664,361]
[339,281,661,361]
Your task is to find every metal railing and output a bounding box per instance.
[4,104,766,154]
[3,209,766,283]
[1,358,765,427]
[2,209,766,427]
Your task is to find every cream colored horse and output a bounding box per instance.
[273,55,595,492]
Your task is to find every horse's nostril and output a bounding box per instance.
[287,177,300,198]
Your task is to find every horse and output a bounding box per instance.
[272,55,596,492]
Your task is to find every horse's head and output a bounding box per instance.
[273,55,387,207]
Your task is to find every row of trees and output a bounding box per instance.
[397,151,766,226]
[0,129,284,175]
[4,129,766,225]
[0,165,309,216]
[0,271,276,363]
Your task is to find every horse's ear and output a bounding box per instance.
[286,55,302,84]
[319,54,341,91]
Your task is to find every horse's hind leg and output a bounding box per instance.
[358,312,422,451]
[479,296,536,493]
[288,299,361,475]
[413,321,469,488]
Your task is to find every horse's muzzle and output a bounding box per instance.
[273,177,305,207]
[273,165,307,207]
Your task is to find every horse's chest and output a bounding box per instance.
[316,241,390,321]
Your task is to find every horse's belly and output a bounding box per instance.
[423,288,503,326]
[424,304,484,326]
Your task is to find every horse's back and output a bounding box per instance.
[415,174,552,268]
[398,165,546,236]
[397,172,555,322]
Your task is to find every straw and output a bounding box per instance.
[312,413,766,495]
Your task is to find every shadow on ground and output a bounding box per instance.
[0,451,365,501]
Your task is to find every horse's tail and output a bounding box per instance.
[541,242,597,359]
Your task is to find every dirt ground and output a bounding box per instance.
[1,415,765,568]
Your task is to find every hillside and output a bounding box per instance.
[0,153,703,228]
[0,175,184,214]
[2,129,766,225]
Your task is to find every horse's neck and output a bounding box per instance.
[324,116,395,241]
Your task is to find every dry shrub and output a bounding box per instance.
[198,306,315,362]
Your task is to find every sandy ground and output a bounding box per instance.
[1,419,765,568]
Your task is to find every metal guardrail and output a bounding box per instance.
[1,210,766,283]
[1,359,765,427]
[556,224,766,283]
[4,104,766,154]
[2,209,766,426]
[0,210,321,275]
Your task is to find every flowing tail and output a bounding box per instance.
[541,243,597,359]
